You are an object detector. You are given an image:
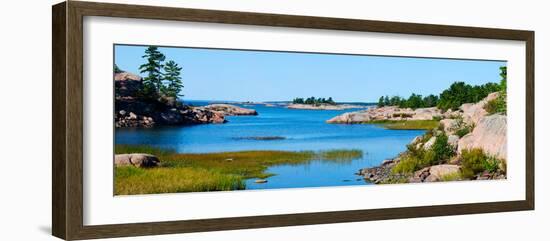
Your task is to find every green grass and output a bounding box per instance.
[114,145,363,195]
[367,120,439,130]
[115,166,245,195]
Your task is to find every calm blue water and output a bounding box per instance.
[115,101,424,190]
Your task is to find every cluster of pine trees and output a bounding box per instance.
[377,67,507,111]
[136,46,184,99]
[292,97,336,105]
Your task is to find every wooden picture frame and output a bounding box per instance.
[52,1,534,240]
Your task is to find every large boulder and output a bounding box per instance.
[326,110,373,123]
[457,114,507,160]
[115,153,160,168]
[425,164,461,182]
[440,118,459,136]
[204,104,258,116]
[447,135,460,150]
[413,107,442,120]
[460,92,499,125]
[411,164,461,182]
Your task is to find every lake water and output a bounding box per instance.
[115,101,424,190]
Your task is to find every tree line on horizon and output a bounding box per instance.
[115,46,184,100]
[292,97,336,105]
[377,66,507,111]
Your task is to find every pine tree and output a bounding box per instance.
[162,60,184,98]
[114,64,122,73]
[378,96,385,107]
[139,46,165,98]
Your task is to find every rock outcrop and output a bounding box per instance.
[115,153,160,168]
[356,91,507,184]
[204,104,258,116]
[115,71,226,127]
[457,114,507,159]
[326,106,444,124]
[460,92,499,125]
[439,118,460,136]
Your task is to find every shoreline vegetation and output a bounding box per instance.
[114,145,363,195]
[347,67,508,184]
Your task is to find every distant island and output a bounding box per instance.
[287,96,370,110]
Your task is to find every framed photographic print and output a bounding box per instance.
[52,1,534,240]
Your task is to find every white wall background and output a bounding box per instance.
[0,0,547,240]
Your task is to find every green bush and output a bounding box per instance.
[431,133,454,164]
[460,148,504,179]
[454,126,472,138]
[392,154,430,174]
[483,157,501,173]
[484,95,507,114]
[432,116,443,121]
[393,133,455,174]
[460,149,486,179]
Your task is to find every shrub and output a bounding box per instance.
[483,157,501,173]
[392,154,429,174]
[460,148,487,179]
[484,95,507,114]
[454,126,472,138]
[431,133,454,164]
[394,133,455,174]
[460,148,505,179]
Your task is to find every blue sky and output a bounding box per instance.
[114,45,505,102]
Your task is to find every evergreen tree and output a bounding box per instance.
[162,60,184,98]
[423,94,439,107]
[383,96,390,106]
[114,64,122,73]
[499,66,507,91]
[378,96,385,107]
[139,46,166,98]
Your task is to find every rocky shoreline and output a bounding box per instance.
[326,106,450,123]
[349,92,507,184]
[115,72,257,128]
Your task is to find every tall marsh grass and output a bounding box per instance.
[114,145,364,194]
